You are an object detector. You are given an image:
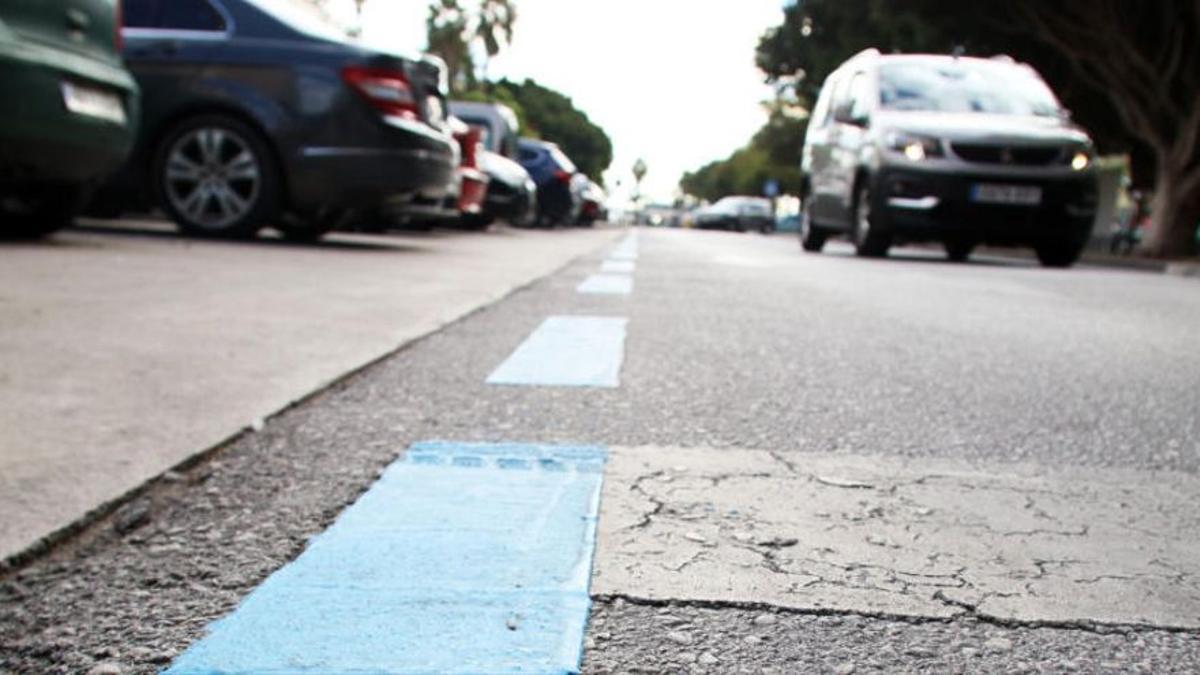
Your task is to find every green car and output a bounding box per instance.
[0,0,138,238]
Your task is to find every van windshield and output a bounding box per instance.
[878,60,1061,117]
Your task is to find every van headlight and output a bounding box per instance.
[1070,151,1091,171]
[884,131,943,161]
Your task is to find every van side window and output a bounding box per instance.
[846,71,873,121]
[159,0,226,31]
[810,77,837,129]
[123,0,158,28]
[844,71,873,123]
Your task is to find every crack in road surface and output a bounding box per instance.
[592,446,1200,630]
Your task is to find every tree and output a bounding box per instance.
[679,101,806,202]
[476,0,517,81]
[1012,1,1200,256]
[756,0,1200,257]
[491,78,613,182]
[425,0,517,95]
[426,0,475,93]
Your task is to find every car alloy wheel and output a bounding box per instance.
[164,127,262,232]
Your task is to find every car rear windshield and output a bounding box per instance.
[878,60,1061,117]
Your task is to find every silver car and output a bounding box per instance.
[800,50,1099,266]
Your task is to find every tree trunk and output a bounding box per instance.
[1142,163,1200,258]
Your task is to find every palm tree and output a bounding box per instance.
[475,0,516,81]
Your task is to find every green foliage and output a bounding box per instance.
[490,78,613,182]
[680,103,806,202]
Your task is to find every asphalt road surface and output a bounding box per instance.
[1,227,1198,673]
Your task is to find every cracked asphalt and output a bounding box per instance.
[2,228,1200,673]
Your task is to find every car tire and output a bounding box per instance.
[2,183,90,239]
[799,200,827,253]
[851,182,891,258]
[152,114,281,239]
[944,239,975,263]
[1034,234,1086,268]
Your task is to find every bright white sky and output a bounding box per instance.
[323,0,785,205]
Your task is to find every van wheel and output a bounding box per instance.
[852,182,891,257]
[799,200,827,252]
[153,115,280,239]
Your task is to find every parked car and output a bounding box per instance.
[472,150,536,228]
[448,100,520,159]
[0,0,139,238]
[449,101,541,228]
[695,196,774,233]
[96,0,457,241]
[576,179,607,226]
[799,49,1099,266]
[447,115,489,228]
[517,137,581,226]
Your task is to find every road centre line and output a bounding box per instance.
[166,441,607,675]
[487,316,628,387]
[577,274,633,295]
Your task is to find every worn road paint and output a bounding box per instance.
[166,441,607,675]
[487,316,628,388]
[601,260,636,274]
[578,274,634,295]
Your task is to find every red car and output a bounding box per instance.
[449,116,489,228]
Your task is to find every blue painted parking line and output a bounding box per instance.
[600,260,636,274]
[165,441,607,675]
[577,274,633,295]
[487,316,628,388]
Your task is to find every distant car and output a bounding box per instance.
[517,137,581,226]
[573,176,609,225]
[695,196,774,233]
[97,0,457,241]
[577,179,607,226]
[0,0,139,238]
[799,49,1099,266]
[472,150,536,228]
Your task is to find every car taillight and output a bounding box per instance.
[114,0,123,51]
[554,169,572,184]
[342,66,418,120]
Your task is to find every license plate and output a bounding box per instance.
[971,183,1042,206]
[61,82,127,125]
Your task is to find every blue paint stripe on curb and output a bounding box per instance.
[577,274,633,295]
[486,316,627,388]
[164,441,607,675]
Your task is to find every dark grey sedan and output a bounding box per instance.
[98,0,458,240]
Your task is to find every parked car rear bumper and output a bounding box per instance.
[290,143,457,215]
[873,167,1098,244]
[0,41,137,186]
